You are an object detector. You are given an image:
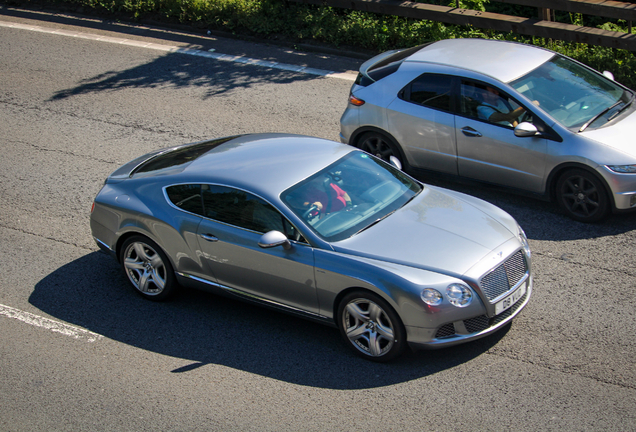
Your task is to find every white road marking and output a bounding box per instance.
[0,20,357,81]
[0,303,103,342]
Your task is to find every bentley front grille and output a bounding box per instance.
[480,250,527,302]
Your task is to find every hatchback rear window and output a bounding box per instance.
[357,43,432,86]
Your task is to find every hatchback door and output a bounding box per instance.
[455,80,547,192]
[386,74,458,175]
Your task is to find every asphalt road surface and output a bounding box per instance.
[1,6,635,431]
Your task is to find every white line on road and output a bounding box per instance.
[0,303,103,342]
[0,20,357,81]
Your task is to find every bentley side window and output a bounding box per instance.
[201,185,303,241]
[165,184,204,216]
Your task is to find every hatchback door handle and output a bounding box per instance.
[200,233,218,242]
[461,127,482,137]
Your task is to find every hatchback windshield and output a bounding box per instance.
[282,152,422,242]
[510,55,631,130]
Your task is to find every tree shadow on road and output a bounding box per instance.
[48,50,322,102]
[29,251,509,390]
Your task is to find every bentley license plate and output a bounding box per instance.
[495,283,526,315]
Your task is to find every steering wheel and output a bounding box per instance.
[519,110,533,123]
[302,204,319,220]
[327,171,342,182]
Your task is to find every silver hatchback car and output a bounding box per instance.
[340,38,636,222]
[90,134,532,362]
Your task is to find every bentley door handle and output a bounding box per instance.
[461,127,483,137]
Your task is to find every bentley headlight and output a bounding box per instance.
[446,284,472,307]
[421,288,443,306]
[518,224,531,257]
[606,164,636,173]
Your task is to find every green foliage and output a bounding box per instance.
[24,0,636,88]
[459,0,487,12]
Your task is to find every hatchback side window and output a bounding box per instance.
[460,81,526,128]
[400,74,453,112]
[201,185,303,241]
[165,184,204,216]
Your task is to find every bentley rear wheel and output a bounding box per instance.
[120,236,177,301]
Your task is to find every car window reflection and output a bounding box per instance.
[283,152,422,242]
[461,81,528,128]
[167,184,305,242]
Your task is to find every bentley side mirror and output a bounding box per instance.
[258,230,291,250]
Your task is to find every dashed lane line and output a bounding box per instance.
[0,303,103,343]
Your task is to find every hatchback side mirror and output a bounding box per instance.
[258,230,291,250]
[389,155,402,170]
[514,122,539,137]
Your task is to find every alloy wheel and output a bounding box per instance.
[557,169,609,222]
[122,239,170,297]
[338,292,406,361]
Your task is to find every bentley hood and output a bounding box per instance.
[333,185,520,278]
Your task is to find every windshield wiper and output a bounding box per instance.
[579,100,623,132]
[353,194,419,236]
[354,210,396,236]
[608,92,635,121]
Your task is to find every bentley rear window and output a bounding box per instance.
[133,136,237,175]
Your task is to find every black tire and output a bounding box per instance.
[337,291,407,362]
[120,235,177,301]
[357,132,405,170]
[556,169,610,223]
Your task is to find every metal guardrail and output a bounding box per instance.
[492,0,636,22]
[289,0,636,51]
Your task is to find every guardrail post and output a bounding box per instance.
[539,8,552,21]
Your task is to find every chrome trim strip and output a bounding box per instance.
[93,236,114,253]
[489,272,529,304]
[176,272,328,321]
[162,183,312,246]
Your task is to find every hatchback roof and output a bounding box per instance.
[406,39,555,83]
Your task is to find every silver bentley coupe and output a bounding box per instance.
[90,134,532,361]
[340,38,636,223]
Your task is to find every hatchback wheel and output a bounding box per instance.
[556,169,609,223]
[338,291,406,362]
[120,236,176,301]
[358,132,405,169]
